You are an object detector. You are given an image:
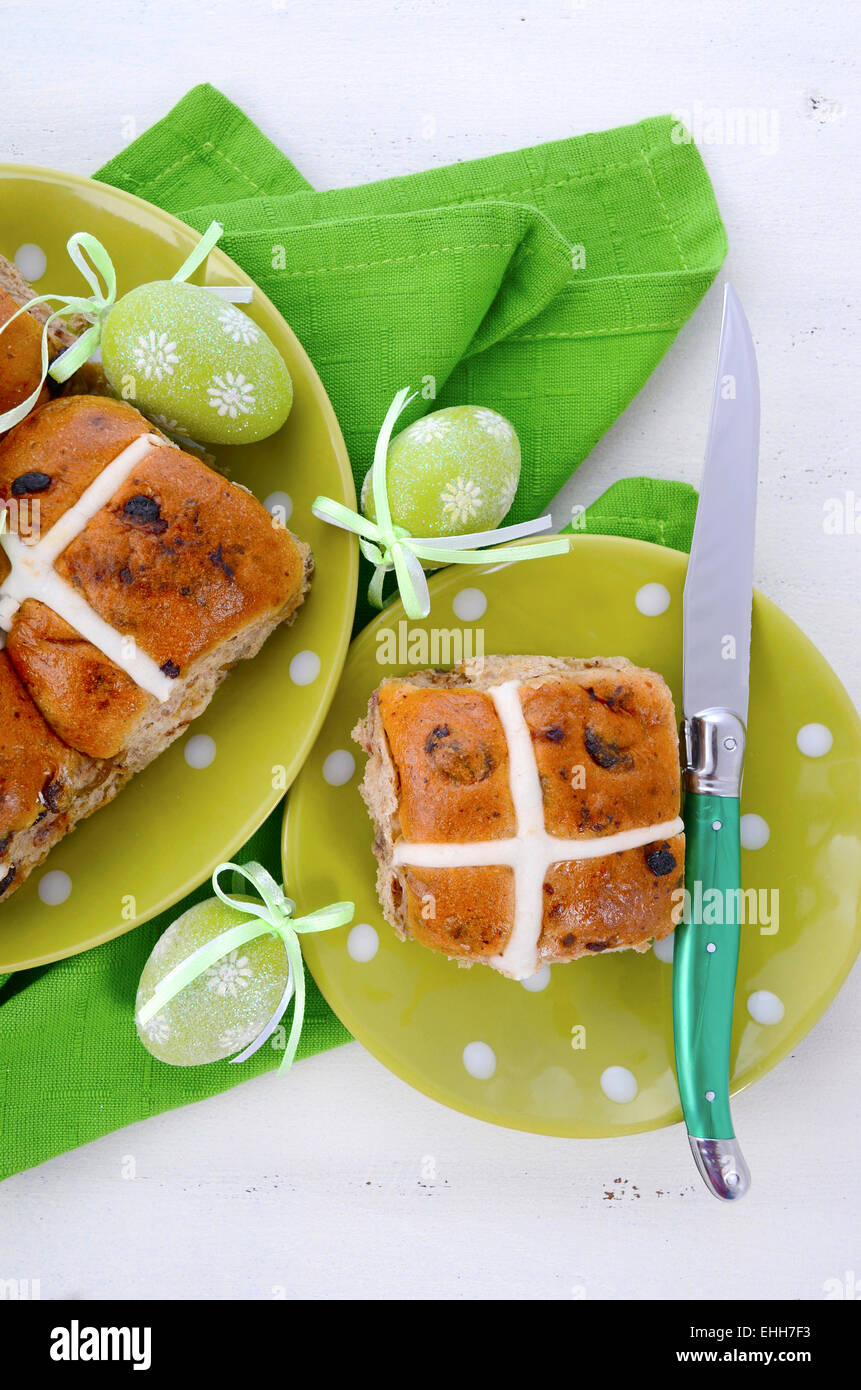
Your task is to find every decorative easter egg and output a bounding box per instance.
[136,895,290,1066]
[102,281,293,446]
[362,404,520,538]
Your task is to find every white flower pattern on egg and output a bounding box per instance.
[150,412,190,437]
[409,415,451,444]
[473,408,514,441]
[441,476,483,525]
[151,932,173,963]
[141,1013,171,1044]
[101,280,293,446]
[205,949,254,997]
[133,331,180,382]
[207,371,257,419]
[218,1024,259,1053]
[365,404,521,538]
[500,473,519,510]
[218,307,261,346]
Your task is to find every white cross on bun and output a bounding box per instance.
[354,655,685,980]
[0,394,310,902]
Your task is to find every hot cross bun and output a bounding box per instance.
[0,395,310,901]
[354,655,684,979]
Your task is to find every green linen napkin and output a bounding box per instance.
[0,86,723,1180]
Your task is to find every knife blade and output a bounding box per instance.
[683,284,760,723]
[673,284,759,1202]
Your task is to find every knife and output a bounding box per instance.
[673,284,759,1201]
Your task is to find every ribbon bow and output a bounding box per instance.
[312,388,571,619]
[0,220,226,434]
[136,861,354,1073]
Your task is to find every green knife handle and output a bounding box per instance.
[673,791,740,1138]
[673,709,751,1200]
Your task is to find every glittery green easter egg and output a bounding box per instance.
[102,281,293,445]
[362,405,521,538]
[135,896,290,1066]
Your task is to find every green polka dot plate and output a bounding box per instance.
[284,538,861,1137]
[0,165,356,971]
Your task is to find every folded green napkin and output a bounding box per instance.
[0,86,724,1180]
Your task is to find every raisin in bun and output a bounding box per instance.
[0,395,310,900]
[355,655,684,980]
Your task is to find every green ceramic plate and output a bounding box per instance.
[0,165,356,972]
[284,537,861,1137]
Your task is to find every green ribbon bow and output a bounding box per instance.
[135,861,354,1073]
[312,387,571,619]
[0,219,225,433]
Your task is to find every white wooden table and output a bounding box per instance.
[0,0,858,1301]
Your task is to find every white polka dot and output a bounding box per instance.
[521,964,551,992]
[747,989,785,1025]
[14,243,47,282]
[347,923,379,962]
[635,582,671,616]
[796,723,833,758]
[322,749,356,786]
[264,491,293,524]
[290,650,321,686]
[740,813,770,850]
[38,869,71,905]
[184,734,216,769]
[452,587,487,622]
[600,1065,638,1103]
[463,1041,496,1080]
[653,933,674,963]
